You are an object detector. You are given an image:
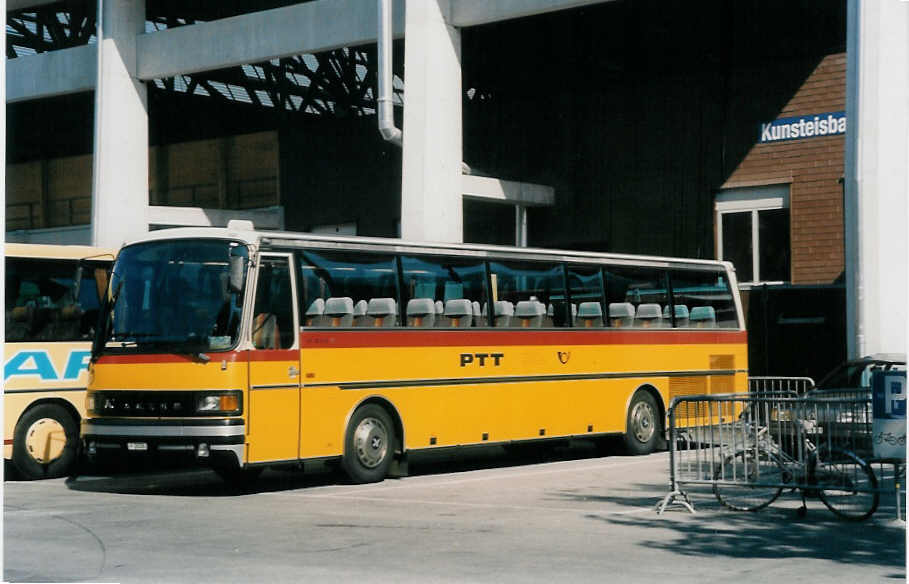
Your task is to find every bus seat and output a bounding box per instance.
[253,313,280,349]
[305,298,327,327]
[493,300,514,328]
[689,306,717,328]
[634,303,663,328]
[324,297,354,327]
[10,304,33,322]
[663,304,690,327]
[444,299,473,328]
[515,300,545,328]
[472,301,482,324]
[434,299,449,327]
[41,303,83,341]
[577,302,603,328]
[608,302,634,328]
[353,299,368,326]
[406,298,436,328]
[6,304,35,342]
[544,303,555,327]
[367,298,397,327]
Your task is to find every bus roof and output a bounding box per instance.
[124,225,735,271]
[4,243,116,261]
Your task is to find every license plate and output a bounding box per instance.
[127,442,148,451]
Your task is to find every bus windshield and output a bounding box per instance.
[98,239,249,355]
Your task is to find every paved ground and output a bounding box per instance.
[3,443,906,583]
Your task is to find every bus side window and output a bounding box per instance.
[5,257,96,342]
[604,265,670,328]
[399,254,487,327]
[300,250,398,328]
[669,269,739,329]
[488,260,564,328]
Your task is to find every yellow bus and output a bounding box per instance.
[83,222,747,484]
[4,243,113,479]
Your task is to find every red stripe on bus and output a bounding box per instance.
[95,330,746,363]
[299,329,747,348]
[4,439,13,445]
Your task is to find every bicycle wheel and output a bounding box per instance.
[811,447,879,521]
[713,449,786,512]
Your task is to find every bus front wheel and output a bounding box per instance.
[342,404,396,484]
[623,391,660,455]
[12,403,79,480]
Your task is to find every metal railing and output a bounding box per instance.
[151,177,278,209]
[657,391,885,521]
[748,376,815,395]
[6,197,91,230]
[6,201,40,230]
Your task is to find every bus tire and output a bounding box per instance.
[623,391,659,455]
[342,404,395,484]
[12,403,79,480]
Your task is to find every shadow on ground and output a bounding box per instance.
[553,483,906,573]
[63,438,628,497]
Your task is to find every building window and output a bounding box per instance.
[715,185,790,285]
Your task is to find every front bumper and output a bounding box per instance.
[82,418,246,468]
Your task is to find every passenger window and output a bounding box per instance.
[670,269,739,329]
[252,257,296,349]
[400,255,487,327]
[568,266,604,328]
[604,265,670,328]
[299,250,399,327]
[489,261,566,328]
[5,258,103,342]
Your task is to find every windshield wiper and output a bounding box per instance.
[112,331,166,341]
[111,332,214,362]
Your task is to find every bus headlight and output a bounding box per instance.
[195,392,242,415]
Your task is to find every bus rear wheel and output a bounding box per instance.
[12,403,79,480]
[623,391,660,455]
[342,404,395,484]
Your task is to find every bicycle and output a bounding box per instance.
[712,416,879,521]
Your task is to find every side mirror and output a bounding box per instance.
[228,252,246,293]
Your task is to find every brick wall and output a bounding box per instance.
[723,53,846,284]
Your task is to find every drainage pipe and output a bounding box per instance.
[377,0,402,146]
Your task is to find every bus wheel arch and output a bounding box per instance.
[341,397,403,484]
[12,399,81,480]
[623,386,664,455]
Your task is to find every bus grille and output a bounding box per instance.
[91,391,195,417]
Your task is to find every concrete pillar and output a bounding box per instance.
[91,0,149,249]
[845,0,908,358]
[400,0,463,242]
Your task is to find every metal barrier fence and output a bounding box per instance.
[748,376,815,395]
[656,392,883,520]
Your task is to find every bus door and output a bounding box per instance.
[246,253,301,464]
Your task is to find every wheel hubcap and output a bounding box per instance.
[353,416,389,469]
[631,401,655,443]
[25,418,66,464]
